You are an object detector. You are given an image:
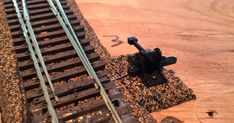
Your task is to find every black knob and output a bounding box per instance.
[128,36,145,51]
[128,37,138,45]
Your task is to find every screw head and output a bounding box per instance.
[152,76,156,79]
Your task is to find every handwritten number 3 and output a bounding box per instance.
[103,35,123,47]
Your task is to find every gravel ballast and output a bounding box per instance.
[106,56,196,122]
[0,1,25,122]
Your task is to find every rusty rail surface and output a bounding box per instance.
[3,0,137,122]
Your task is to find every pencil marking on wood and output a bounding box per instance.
[103,35,123,47]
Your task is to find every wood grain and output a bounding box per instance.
[0,113,1,123]
[75,0,234,122]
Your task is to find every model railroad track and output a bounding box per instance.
[3,0,136,122]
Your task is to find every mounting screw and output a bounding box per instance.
[152,76,156,80]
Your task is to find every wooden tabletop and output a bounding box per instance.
[75,0,234,122]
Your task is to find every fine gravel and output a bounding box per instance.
[106,56,196,122]
[0,0,25,123]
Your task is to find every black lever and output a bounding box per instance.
[127,37,177,87]
[128,37,154,62]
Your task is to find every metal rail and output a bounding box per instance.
[21,0,58,101]
[47,0,123,123]
[12,0,122,122]
[12,0,59,123]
